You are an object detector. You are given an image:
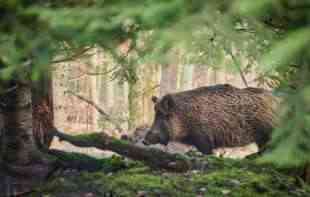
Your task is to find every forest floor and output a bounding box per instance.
[27,151,310,197]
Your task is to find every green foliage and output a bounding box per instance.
[0,0,191,81]
[261,28,310,74]
[234,0,310,167]
[0,0,269,81]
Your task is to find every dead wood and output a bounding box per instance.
[51,129,192,172]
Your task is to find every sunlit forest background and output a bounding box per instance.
[51,45,269,156]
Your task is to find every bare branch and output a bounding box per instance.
[137,84,160,98]
[65,90,123,132]
[78,65,119,76]
[228,51,249,88]
[52,46,94,64]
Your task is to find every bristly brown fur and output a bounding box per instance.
[148,84,279,154]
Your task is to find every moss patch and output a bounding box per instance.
[28,155,310,197]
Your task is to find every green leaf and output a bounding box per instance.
[233,0,276,16]
[261,28,310,73]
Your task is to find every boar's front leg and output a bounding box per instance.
[190,132,213,155]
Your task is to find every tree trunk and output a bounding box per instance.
[180,64,194,91]
[159,64,178,97]
[128,64,139,130]
[193,65,208,88]
[1,81,37,164]
[0,80,54,196]
[32,75,54,148]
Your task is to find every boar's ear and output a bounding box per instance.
[151,96,158,104]
[162,95,175,113]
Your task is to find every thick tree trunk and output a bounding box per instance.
[0,81,54,196]
[1,82,37,164]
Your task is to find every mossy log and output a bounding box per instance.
[52,129,192,172]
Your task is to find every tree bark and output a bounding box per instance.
[0,81,54,196]
[52,129,192,172]
[32,75,54,147]
[1,81,37,164]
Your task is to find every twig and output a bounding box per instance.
[52,46,94,64]
[228,50,249,88]
[68,65,119,81]
[78,65,119,76]
[137,84,160,98]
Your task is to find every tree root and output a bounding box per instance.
[0,160,55,197]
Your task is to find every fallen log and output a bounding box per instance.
[51,129,192,172]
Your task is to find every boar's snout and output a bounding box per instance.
[143,129,160,145]
[142,139,150,145]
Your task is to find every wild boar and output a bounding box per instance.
[143,84,278,154]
